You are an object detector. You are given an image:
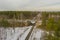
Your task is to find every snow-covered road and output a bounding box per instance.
[8,28,28,40]
[19,26,32,40]
[0,26,44,40]
[5,26,32,40]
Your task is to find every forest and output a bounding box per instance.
[0,11,38,27]
[38,12,60,40]
[0,11,60,40]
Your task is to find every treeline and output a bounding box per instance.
[0,11,38,27]
[0,11,38,19]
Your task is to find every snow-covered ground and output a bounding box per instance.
[0,28,6,40]
[19,26,32,40]
[0,26,45,40]
[0,26,31,40]
[29,29,44,40]
[6,27,29,40]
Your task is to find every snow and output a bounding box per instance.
[19,26,32,40]
[5,26,33,40]
[29,29,44,40]
[0,28,6,40]
[0,26,33,40]
[5,27,30,40]
[0,26,45,40]
[35,29,44,38]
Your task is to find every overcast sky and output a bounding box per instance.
[0,0,60,11]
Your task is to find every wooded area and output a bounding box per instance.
[0,11,38,27]
[38,12,60,40]
[0,11,60,40]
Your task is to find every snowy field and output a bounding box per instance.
[0,26,44,40]
[0,26,30,40]
[29,28,44,40]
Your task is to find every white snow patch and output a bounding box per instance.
[19,26,32,40]
[29,29,44,40]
